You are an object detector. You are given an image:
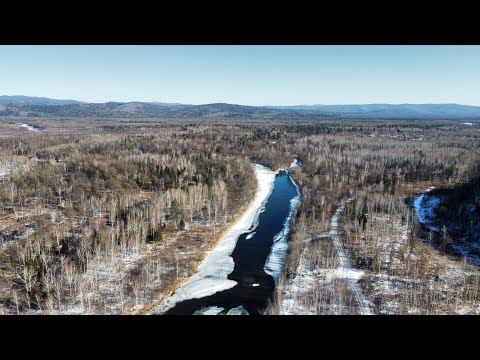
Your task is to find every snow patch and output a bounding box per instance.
[18,123,40,132]
[264,176,301,284]
[245,232,256,240]
[0,170,10,181]
[155,164,277,314]
[413,193,441,231]
[226,305,249,315]
[462,122,473,126]
[92,210,103,218]
[18,228,35,240]
[252,283,260,287]
[290,158,299,168]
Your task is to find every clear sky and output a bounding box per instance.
[1,45,479,106]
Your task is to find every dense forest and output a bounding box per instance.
[0,118,479,314]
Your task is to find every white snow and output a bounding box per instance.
[252,283,260,287]
[329,200,372,315]
[413,193,441,231]
[462,122,473,126]
[0,170,9,181]
[264,177,301,284]
[281,201,372,315]
[18,228,35,240]
[154,164,277,314]
[280,246,318,315]
[0,160,21,181]
[193,306,224,315]
[226,305,249,315]
[18,123,40,132]
[92,210,103,218]
[245,232,256,240]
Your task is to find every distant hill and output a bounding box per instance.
[270,104,480,119]
[0,95,84,106]
[0,100,333,119]
[0,96,479,119]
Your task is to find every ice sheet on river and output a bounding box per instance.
[154,164,276,314]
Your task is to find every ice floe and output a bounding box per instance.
[193,306,224,315]
[226,305,249,315]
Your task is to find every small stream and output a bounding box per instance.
[164,169,299,315]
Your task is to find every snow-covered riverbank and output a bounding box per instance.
[154,164,277,314]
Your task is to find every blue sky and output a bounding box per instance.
[1,45,479,105]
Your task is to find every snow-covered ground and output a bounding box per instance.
[290,158,299,168]
[414,188,480,266]
[280,240,321,315]
[0,169,10,181]
[462,122,473,126]
[413,190,441,232]
[280,200,372,315]
[154,164,277,314]
[328,201,372,315]
[281,190,480,315]
[0,159,30,182]
[264,177,301,284]
[18,123,40,132]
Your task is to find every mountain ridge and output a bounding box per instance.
[0,95,85,106]
[0,96,479,119]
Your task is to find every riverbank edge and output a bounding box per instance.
[141,164,274,315]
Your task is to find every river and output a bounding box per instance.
[159,165,300,315]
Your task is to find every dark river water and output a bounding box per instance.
[164,170,299,315]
